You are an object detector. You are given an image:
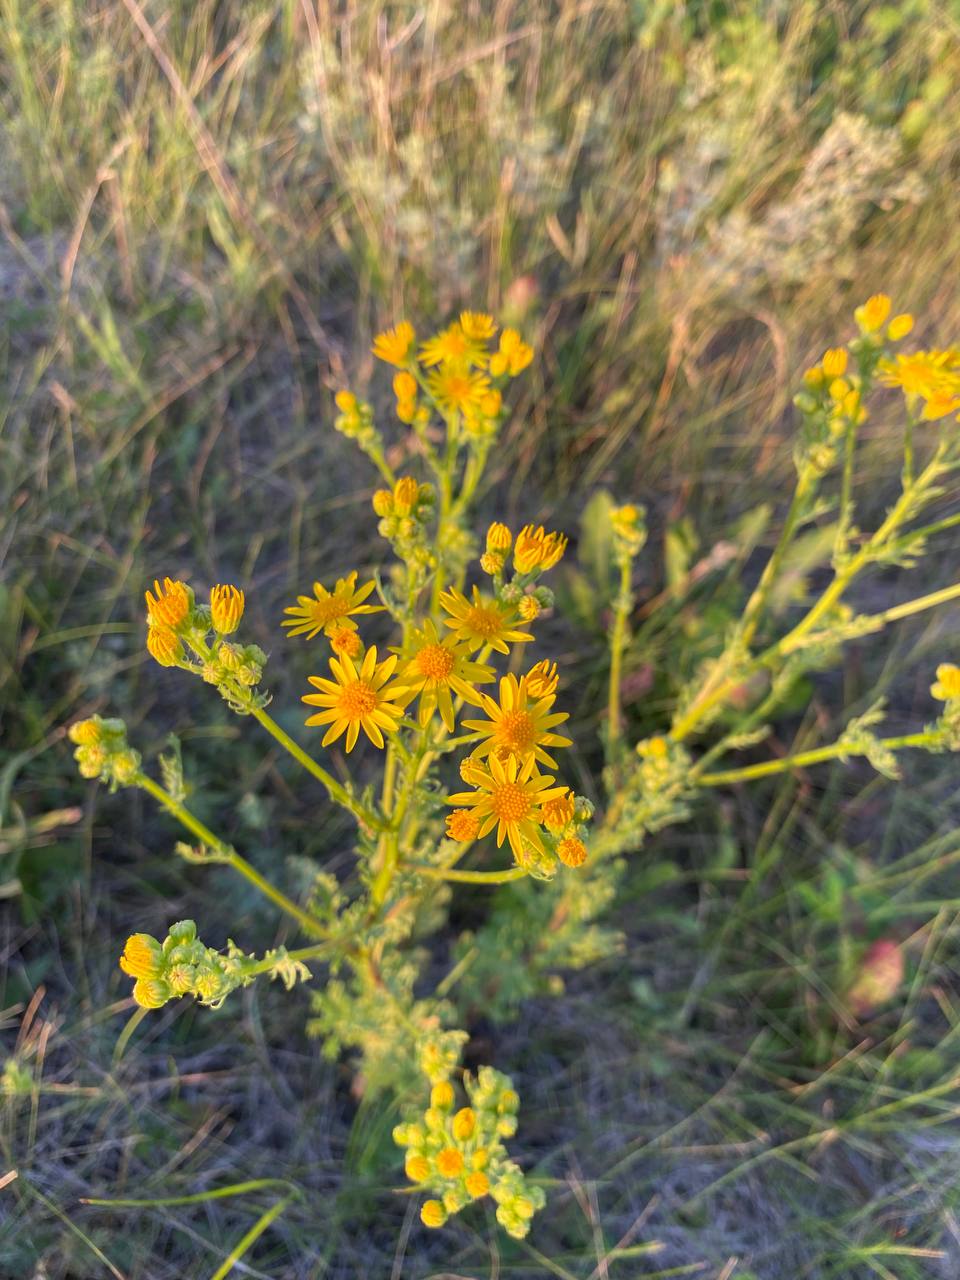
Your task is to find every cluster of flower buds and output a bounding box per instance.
[611,502,647,564]
[119,921,311,1011]
[517,787,593,880]
[144,577,267,712]
[333,390,381,448]
[372,476,437,567]
[393,1064,544,1239]
[930,662,960,750]
[69,716,141,789]
[488,328,534,379]
[483,521,567,621]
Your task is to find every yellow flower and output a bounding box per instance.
[393,475,419,515]
[282,572,382,640]
[459,311,497,341]
[465,1170,489,1199]
[542,789,575,832]
[329,627,364,659]
[146,627,182,667]
[888,314,914,341]
[397,398,416,424]
[462,673,572,769]
[425,367,491,416]
[821,348,848,379]
[921,392,960,421]
[335,390,357,413]
[878,350,960,400]
[452,1108,475,1141]
[447,753,568,861]
[931,663,960,701]
[405,1154,431,1182]
[557,836,588,867]
[480,389,502,417]
[372,321,415,367]
[210,584,244,635]
[145,577,190,629]
[518,596,540,622]
[69,718,102,746]
[420,322,488,369]
[420,1199,447,1229]
[446,809,481,841]
[486,522,512,552]
[132,978,171,1009]
[513,524,568,573]
[302,645,407,751]
[393,371,417,400]
[431,1081,455,1110]
[440,585,533,655]
[119,933,162,980]
[855,293,892,333]
[394,620,494,731]
[525,659,559,699]
[489,327,534,376]
[436,1147,464,1177]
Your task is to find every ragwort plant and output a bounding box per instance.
[70,297,960,1242]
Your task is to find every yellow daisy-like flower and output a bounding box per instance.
[419,322,489,369]
[931,663,960,701]
[459,311,497,341]
[855,293,892,333]
[446,809,481,841]
[513,524,568,573]
[557,835,588,868]
[146,626,183,667]
[462,673,572,770]
[302,645,407,751]
[439,585,533,655]
[145,577,190,629]
[878,350,960,400]
[425,366,491,416]
[542,788,575,832]
[372,321,415,367]
[446,753,567,861]
[119,933,162,980]
[921,392,960,421]
[282,572,382,640]
[210,584,244,635]
[525,659,559,699]
[465,1170,490,1199]
[394,620,494,731]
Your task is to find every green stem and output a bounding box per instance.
[248,705,382,830]
[410,863,529,884]
[607,556,633,752]
[697,730,942,786]
[741,465,814,649]
[136,773,326,938]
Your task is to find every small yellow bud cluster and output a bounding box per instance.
[118,919,258,1011]
[372,476,437,566]
[333,389,384,454]
[611,503,647,563]
[391,371,426,426]
[69,716,141,789]
[516,786,593,877]
[393,1064,544,1239]
[488,327,534,378]
[480,522,512,576]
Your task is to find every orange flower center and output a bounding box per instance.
[491,781,532,824]
[339,680,378,718]
[464,604,504,637]
[496,709,535,752]
[416,643,456,681]
[310,597,349,625]
[442,374,474,404]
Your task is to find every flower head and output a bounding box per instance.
[425,366,491,416]
[440,586,533,655]
[525,659,559,699]
[146,627,182,667]
[395,620,494,731]
[119,933,163,980]
[372,321,415,367]
[459,311,497,341]
[557,836,588,868]
[542,789,575,832]
[446,753,568,861]
[282,572,382,640]
[878,350,960,400]
[446,809,481,842]
[888,314,914,341]
[329,627,364,659]
[462,673,572,769]
[420,322,489,369]
[513,524,567,573]
[145,577,190,629]
[486,522,512,553]
[489,328,534,377]
[210,584,244,635]
[302,645,407,751]
[855,294,892,334]
[821,348,848,379]
[931,663,960,702]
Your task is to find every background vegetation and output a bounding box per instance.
[4,1,960,1275]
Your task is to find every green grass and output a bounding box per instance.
[5,1,960,1275]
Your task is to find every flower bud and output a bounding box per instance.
[420,1199,447,1229]
[452,1107,476,1141]
[210,584,244,635]
[372,489,393,517]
